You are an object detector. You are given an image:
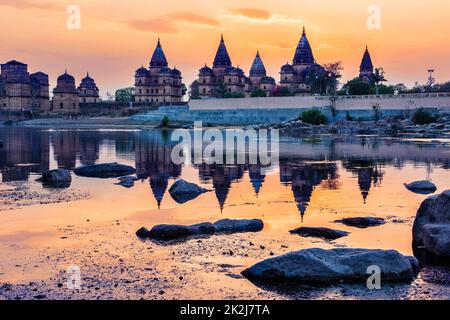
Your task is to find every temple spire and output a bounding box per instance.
[213,34,232,68]
[150,37,168,68]
[293,26,314,65]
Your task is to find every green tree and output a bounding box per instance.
[323,61,343,95]
[189,80,200,99]
[299,109,328,125]
[251,88,267,98]
[412,108,438,125]
[115,87,135,103]
[274,86,294,97]
[373,67,387,95]
[344,78,371,95]
[181,83,187,97]
[224,92,245,99]
[214,80,226,98]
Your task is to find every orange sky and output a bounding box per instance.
[1,0,449,98]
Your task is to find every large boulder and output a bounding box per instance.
[405,180,437,194]
[39,169,71,188]
[413,190,450,259]
[335,217,386,228]
[290,227,349,240]
[242,248,418,284]
[74,162,136,178]
[168,179,210,204]
[213,219,264,234]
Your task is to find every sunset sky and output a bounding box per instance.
[1,0,449,98]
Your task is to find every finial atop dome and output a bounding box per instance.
[221,34,224,42]
[302,26,306,35]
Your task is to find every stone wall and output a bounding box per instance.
[189,93,450,112]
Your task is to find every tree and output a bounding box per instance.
[299,109,328,125]
[181,83,187,97]
[370,84,394,95]
[273,86,294,97]
[373,67,387,95]
[251,88,267,98]
[323,62,343,95]
[115,87,135,103]
[214,80,226,98]
[189,80,200,99]
[344,78,371,95]
[393,83,408,94]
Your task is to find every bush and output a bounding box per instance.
[274,86,294,97]
[412,108,438,125]
[223,92,245,99]
[299,109,328,125]
[251,89,267,98]
[161,116,170,127]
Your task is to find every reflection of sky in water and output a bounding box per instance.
[0,127,449,257]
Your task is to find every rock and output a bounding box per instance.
[74,162,136,178]
[144,223,216,241]
[136,227,151,239]
[168,179,210,204]
[335,217,386,228]
[39,169,71,188]
[115,176,139,188]
[213,219,264,234]
[413,190,450,259]
[289,227,349,240]
[241,248,418,284]
[405,180,437,194]
[138,219,264,241]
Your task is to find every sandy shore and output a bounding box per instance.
[0,180,449,300]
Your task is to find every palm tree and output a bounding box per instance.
[373,67,387,95]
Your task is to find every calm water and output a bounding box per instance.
[0,127,450,283]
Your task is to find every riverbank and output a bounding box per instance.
[250,115,450,139]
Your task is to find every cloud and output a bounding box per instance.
[127,18,179,34]
[127,12,221,34]
[0,0,62,11]
[228,8,272,20]
[167,12,221,27]
[224,9,306,26]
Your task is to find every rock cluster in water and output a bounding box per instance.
[334,217,386,228]
[249,114,450,138]
[289,227,349,240]
[136,219,264,241]
[74,162,136,178]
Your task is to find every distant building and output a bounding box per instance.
[134,39,184,104]
[78,73,100,103]
[52,71,79,113]
[31,72,50,111]
[279,27,326,95]
[0,60,49,111]
[198,35,247,98]
[247,51,276,97]
[359,46,375,84]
